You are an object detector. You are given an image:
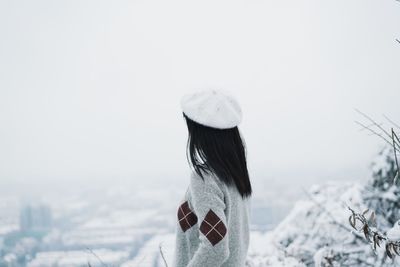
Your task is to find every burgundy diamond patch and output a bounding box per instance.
[177,201,198,232]
[199,209,227,246]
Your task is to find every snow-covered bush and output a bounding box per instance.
[246,145,400,266]
[346,112,400,261]
[246,181,378,266]
[347,145,400,263]
[365,146,400,227]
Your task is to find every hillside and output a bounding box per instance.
[246,148,400,266]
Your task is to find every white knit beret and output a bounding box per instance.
[180,89,242,129]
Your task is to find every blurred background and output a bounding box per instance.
[0,0,399,266]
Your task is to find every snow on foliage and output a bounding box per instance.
[346,146,400,262]
[246,146,400,266]
[246,182,378,266]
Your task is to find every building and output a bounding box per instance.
[20,204,52,233]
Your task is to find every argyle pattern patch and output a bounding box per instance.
[177,201,198,232]
[199,209,227,246]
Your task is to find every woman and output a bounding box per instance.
[173,89,252,267]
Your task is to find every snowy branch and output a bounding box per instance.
[348,207,400,259]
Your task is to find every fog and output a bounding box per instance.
[1,0,400,191]
[1,1,400,266]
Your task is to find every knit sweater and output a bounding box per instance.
[173,171,251,267]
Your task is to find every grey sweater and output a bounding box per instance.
[173,171,250,267]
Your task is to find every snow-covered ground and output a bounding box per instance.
[27,249,130,267]
[246,179,400,266]
[0,177,292,267]
[4,169,396,267]
[121,233,175,267]
[246,182,365,266]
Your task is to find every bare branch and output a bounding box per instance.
[159,243,169,267]
[359,122,384,132]
[383,115,400,131]
[393,130,400,148]
[355,109,392,140]
[355,121,397,150]
[392,129,400,184]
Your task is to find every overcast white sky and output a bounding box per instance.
[0,0,399,189]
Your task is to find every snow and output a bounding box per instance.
[5,148,400,267]
[27,249,130,267]
[0,224,18,235]
[386,221,400,241]
[246,182,378,266]
[245,148,400,266]
[121,233,175,267]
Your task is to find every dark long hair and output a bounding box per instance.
[183,113,252,198]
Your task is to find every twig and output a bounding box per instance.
[159,243,169,267]
[85,247,108,267]
[383,115,400,131]
[355,112,400,183]
[392,129,400,184]
[355,109,392,140]
[359,122,384,132]
[355,121,396,149]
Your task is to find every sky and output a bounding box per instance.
[0,0,399,191]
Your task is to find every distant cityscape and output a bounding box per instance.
[0,180,291,267]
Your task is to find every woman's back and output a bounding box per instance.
[173,171,250,267]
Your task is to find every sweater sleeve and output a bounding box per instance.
[187,172,230,267]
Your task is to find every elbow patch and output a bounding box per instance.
[199,209,227,246]
[177,201,198,232]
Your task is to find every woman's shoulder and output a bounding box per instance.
[190,170,222,185]
[189,170,225,196]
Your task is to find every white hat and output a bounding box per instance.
[180,89,242,129]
